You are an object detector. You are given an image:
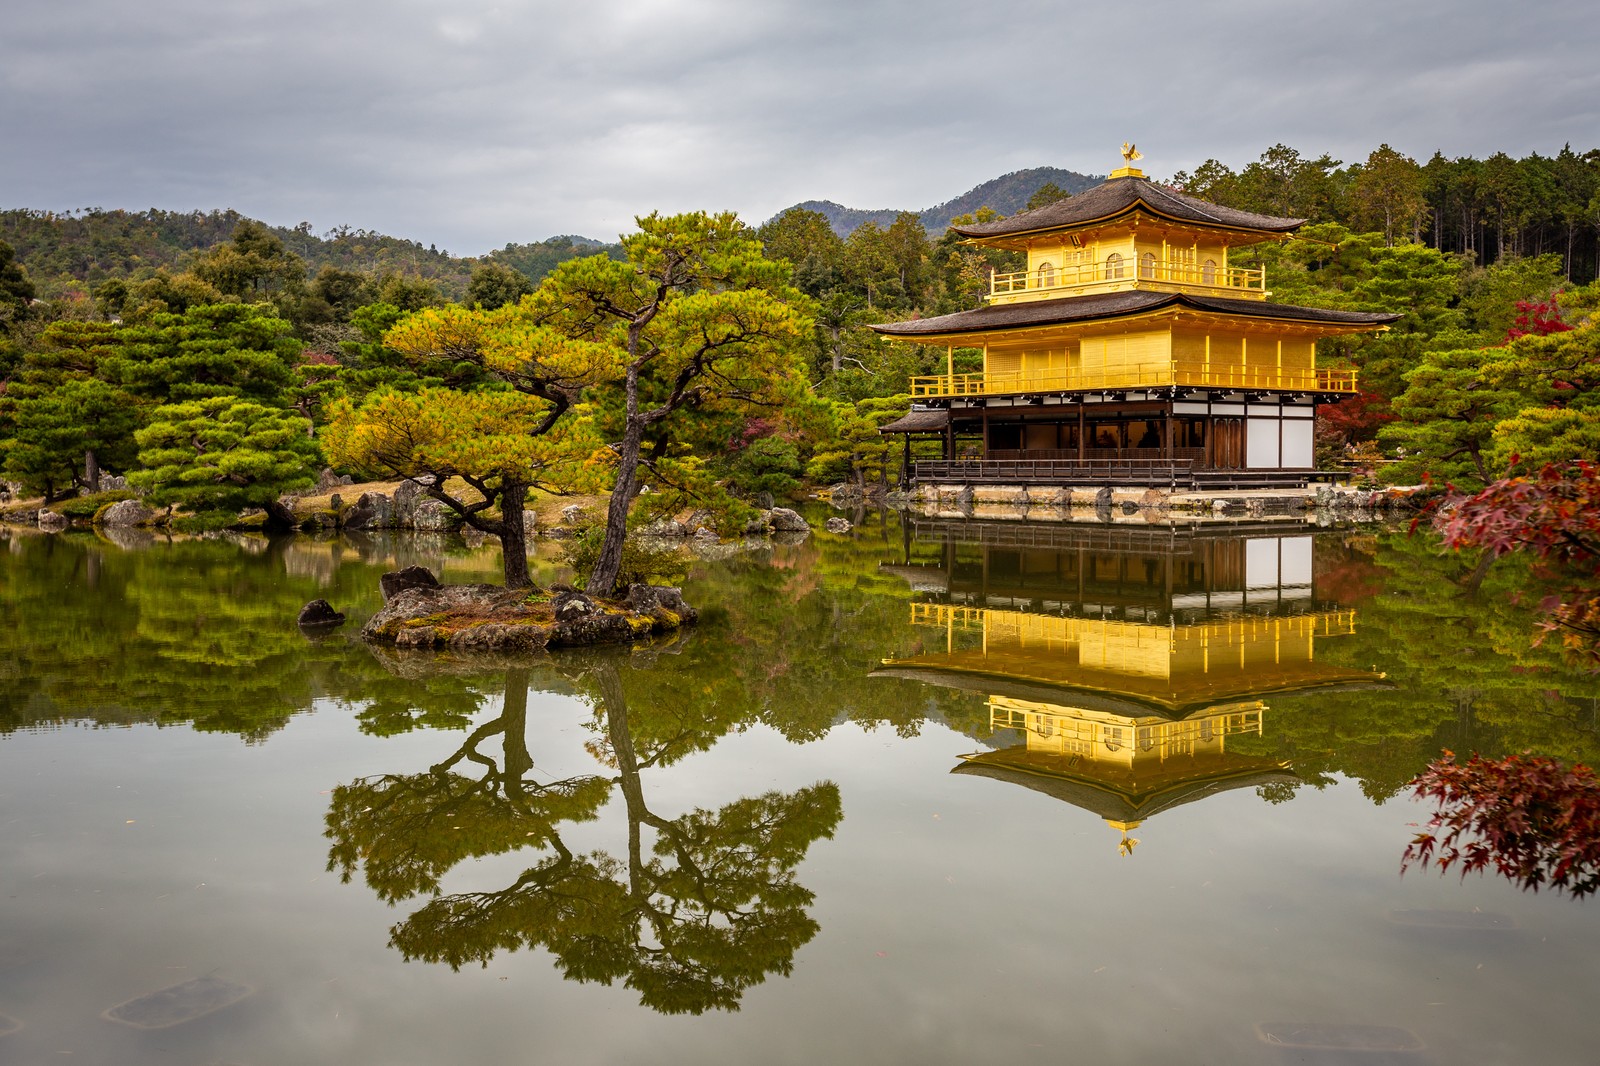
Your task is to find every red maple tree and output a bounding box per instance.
[1404,751,1600,897]
[1504,295,1574,342]
[1434,460,1600,656]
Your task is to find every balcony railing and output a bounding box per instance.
[990,257,1265,299]
[913,458,1199,486]
[908,364,1357,398]
[911,603,1358,642]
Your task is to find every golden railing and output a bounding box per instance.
[988,699,1266,757]
[990,258,1265,299]
[908,364,1357,398]
[910,603,1357,641]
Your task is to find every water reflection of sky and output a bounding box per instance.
[0,520,1595,1064]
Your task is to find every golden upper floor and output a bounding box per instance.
[871,171,1400,399]
[954,171,1306,305]
[990,244,1265,304]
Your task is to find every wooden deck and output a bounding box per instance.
[913,459,1326,489]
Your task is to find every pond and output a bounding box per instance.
[1,515,1596,1064]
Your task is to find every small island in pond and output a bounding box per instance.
[353,565,696,652]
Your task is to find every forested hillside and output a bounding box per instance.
[0,208,622,304]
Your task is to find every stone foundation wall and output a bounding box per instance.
[910,481,1420,524]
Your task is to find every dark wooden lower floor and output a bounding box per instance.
[913,459,1333,489]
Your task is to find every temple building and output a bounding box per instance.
[875,525,1390,850]
[876,149,1400,489]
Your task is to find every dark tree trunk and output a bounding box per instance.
[499,667,534,809]
[589,411,645,595]
[84,450,100,495]
[1461,548,1497,594]
[497,479,532,589]
[598,663,647,887]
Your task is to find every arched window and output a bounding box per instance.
[1103,726,1124,752]
[1105,252,1125,279]
[1139,252,1156,279]
[1036,261,1056,289]
[1201,258,1218,285]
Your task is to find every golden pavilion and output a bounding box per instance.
[877,526,1389,849]
[876,149,1400,489]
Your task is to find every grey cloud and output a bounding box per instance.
[3,0,1596,255]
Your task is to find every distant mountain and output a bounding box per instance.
[772,167,1105,236]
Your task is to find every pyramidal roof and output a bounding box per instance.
[951,174,1305,239]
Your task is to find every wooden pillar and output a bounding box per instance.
[944,416,955,461]
[1165,400,1176,484]
[1077,404,1086,461]
[901,433,911,488]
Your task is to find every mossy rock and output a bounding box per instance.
[54,490,136,520]
[298,510,339,532]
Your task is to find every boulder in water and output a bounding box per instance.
[767,507,810,532]
[97,499,156,528]
[297,599,346,627]
[380,565,441,602]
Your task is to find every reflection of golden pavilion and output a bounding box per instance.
[954,697,1295,854]
[890,602,1373,715]
[877,530,1388,850]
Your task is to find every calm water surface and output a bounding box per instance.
[1,516,1597,1065]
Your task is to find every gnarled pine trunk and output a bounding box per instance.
[496,479,533,589]
[588,416,644,596]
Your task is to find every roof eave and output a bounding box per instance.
[952,202,1307,243]
[870,296,1402,340]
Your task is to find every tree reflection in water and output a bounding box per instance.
[325,648,842,1015]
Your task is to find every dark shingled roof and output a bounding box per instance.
[870,290,1400,338]
[873,660,1393,717]
[951,748,1299,824]
[953,175,1305,239]
[878,408,950,433]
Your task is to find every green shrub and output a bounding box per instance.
[53,490,136,519]
[172,510,237,533]
[561,524,688,592]
[725,436,803,499]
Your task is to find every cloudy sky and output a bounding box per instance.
[5,0,1597,256]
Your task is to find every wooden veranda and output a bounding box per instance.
[911,459,1330,490]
